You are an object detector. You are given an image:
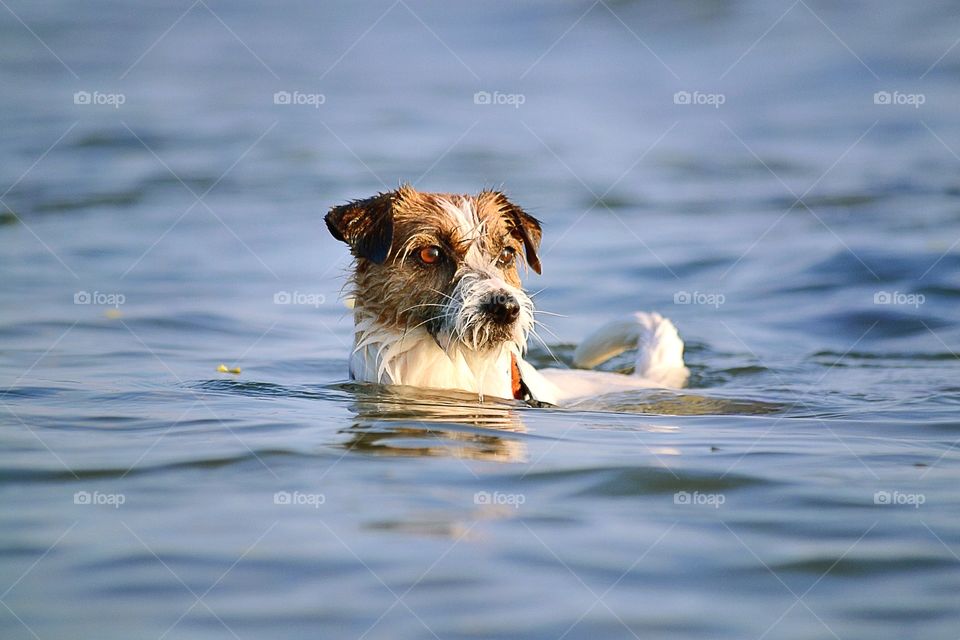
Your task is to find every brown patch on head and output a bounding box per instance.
[326,185,541,341]
[325,191,395,264]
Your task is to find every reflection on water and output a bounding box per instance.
[337,383,530,462]
[567,389,785,415]
[220,380,787,462]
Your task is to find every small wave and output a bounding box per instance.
[519,465,766,498]
[191,379,305,397]
[789,309,952,340]
[570,390,786,416]
[811,349,960,362]
[767,553,948,577]
[30,190,143,213]
[800,248,960,286]
[123,312,250,336]
[0,450,307,483]
[0,385,67,400]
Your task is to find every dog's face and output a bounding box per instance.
[326,185,542,352]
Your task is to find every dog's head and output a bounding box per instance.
[326,185,542,352]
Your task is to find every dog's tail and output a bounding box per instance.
[572,311,689,388]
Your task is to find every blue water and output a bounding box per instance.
[2,1,960,638]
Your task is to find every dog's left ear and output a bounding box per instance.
[488,191,543,274]
[325,192,395,264]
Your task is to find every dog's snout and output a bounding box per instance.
[483,292,520,325]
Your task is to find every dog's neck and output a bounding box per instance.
[349,305,523,400]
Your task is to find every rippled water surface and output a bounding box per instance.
[2,1,960,638]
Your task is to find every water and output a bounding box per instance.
[2,1,960,638]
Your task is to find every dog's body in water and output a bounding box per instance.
[326,185,688,405]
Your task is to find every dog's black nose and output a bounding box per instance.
[483,293,520,325]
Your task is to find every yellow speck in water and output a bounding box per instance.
[216,364,241,375]
[104,309,123,319]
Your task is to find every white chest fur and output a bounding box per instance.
[349,323,559,404]
[350,326,511,397]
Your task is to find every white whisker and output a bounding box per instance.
[529,328,567,369]
[532,310,566,318]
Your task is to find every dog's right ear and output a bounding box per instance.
[325,192,395,264]
[484,191,543,274]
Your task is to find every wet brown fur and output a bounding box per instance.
[326,185,542,336]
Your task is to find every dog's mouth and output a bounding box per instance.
[428,275,532,353]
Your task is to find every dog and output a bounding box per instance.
[325,185,688,405]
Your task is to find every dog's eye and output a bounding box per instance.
[498,246,516,267]
[418,245,443,265]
